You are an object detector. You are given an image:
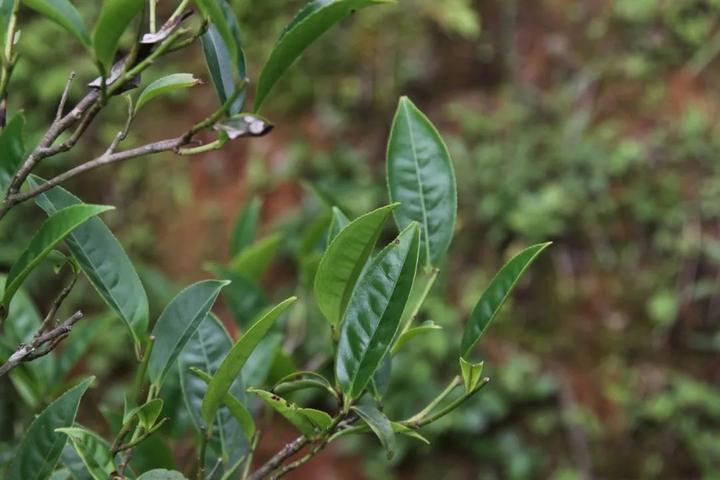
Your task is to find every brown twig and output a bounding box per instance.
[247,436,308,480]
[0,311,83,377]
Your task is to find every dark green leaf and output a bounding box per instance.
[195,0,237,69]
[350,405,396,459]
[230,197,261,256]
[201,297,296,424]
[147,279,229,388]
[314,204,397,329]
[136,73,201,112]
[387,96,457,267]
[55,427,113,480]
[249,388,332,438]
[460,242,551,358]
[92,0,144,72]
[23,0,90,47]
[336,223,420,404]
[29,176,149,357]
[2,204,113,312]
[254,0,394,111]
[0,113,25,192]
[200,0,247,114]
[7,377,93,480]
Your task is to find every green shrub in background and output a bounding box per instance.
[0,1,550,479]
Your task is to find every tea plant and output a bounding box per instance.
[0,1,549,479]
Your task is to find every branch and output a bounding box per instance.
[0,311,83,377]
[247,436,308,480]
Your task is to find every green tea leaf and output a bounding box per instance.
[460,242,551,358]
[29,176,149,357]
[254,0,394,112]
[387,96,457,267]
[23,0,90,47]
[230,197,261,256]
[147,279,229,388]
[459,357,484,393]
[314,204,397,329]
[326,206,349,243]
[0,0,14,51]
[201,297,296,425]
[55,427,113,480]
[179,314,252,467]
[390,320,442,355]
[0,113,25,192]
[350,405,396,459]
[92,0,144,72]
[272,371,336,398]
[249,388,332,438]
[195,0,238,70]
[336,223,420,404]
[136,73,201,112]
[189,366,255,441]
[7,377,93,480]
[123,398,163,430]
[2,204,113,313]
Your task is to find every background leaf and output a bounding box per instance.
[326,206,349,243]
[387,96,457,267]
[147,279,229,388]
[23,0,90,47]
[460,242,551,358]
[29,176,149,357]
[0,113,25,192]
[336,223,420,403]
[230,197,261,256]
[254,0,394,111]
[7,377,93,480]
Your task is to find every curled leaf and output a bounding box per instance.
[215,114,273,139]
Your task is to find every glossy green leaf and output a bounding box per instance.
[7,377,93,480]
[2,204,113,313]
[136,73,201,112]
[200,0,247,114]
[314,204,397,328]
[23,0,90,47]
[390,320,442,355]
[147,279,229,388]
[326,206,350,243]
[254,0,394,111]
[460,242,551,358]
[336,223,421,403]
[0,113,25,192]
[459,357,484,393]
[249,388,332,438]
[230,197,261,256]
[124,398,164,430]
[189,367,255,441]
[29,176,149,357]
[228,233,281,280]
[178,314,252,466]
[201,297,296,425]
[272,371,336,398]
[55,427,113,480]
[351,405,396,459]
[92,0,144,72]
[387,96,457,267]
[137,470,188,480]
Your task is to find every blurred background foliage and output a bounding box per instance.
[3,0,720,478]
